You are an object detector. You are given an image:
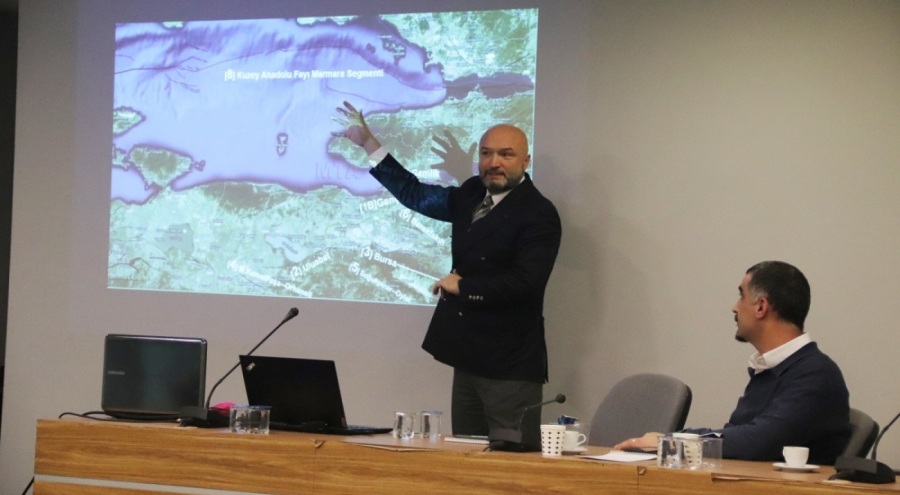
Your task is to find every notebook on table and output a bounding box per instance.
[239,355,391,435]
[101,334,207,420]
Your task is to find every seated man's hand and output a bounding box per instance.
[613,432,663,451]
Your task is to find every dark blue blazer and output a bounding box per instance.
[371,154,561,382]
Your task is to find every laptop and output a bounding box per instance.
[239,355,391,435]
[102,334,207,420]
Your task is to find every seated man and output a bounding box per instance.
[615,261,851,465]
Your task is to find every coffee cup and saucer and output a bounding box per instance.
[562,430,587,454]
[774,446,819,472]
[557,415,589,454]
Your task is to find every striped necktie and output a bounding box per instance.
[472,195,493,223]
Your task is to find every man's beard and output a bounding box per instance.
[733,315,746,342]
[482,171,522,193]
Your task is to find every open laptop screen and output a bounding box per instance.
[239,355,348,429]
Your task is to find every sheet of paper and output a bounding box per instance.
[584,450,657,462]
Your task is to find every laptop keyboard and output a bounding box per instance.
[270,421,390,435]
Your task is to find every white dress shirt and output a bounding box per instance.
[748,333,812,374]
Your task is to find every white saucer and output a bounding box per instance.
[563,447,588,455]
[773,462,820,472]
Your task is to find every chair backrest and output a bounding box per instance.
[842,408,879,458]
[589,373,692,447]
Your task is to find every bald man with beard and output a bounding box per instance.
[334,101,562,450]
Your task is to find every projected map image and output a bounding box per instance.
[109,9,538,305]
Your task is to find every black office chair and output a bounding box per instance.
[588,373,692,447]
[842,408,879,458]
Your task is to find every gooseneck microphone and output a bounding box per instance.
[203,307,298,409]
[488,393,566,452]
[831,410,898,484]
[871,410,900,463]
[179,307,299,427]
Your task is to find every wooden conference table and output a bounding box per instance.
[34,418,900,495]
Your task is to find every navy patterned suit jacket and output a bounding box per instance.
[370,154,562,382]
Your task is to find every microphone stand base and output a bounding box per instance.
[488,428,540,452]
[178,406,230,428]
[832,456,896,484]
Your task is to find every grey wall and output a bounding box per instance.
[3,0,900,491]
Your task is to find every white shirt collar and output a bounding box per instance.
[748,333,812,374]
[487,188,514,206]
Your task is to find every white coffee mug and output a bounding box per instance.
[782,446,809,467]
[563,430,587,451]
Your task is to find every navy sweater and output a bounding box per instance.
[688,342,851,465]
